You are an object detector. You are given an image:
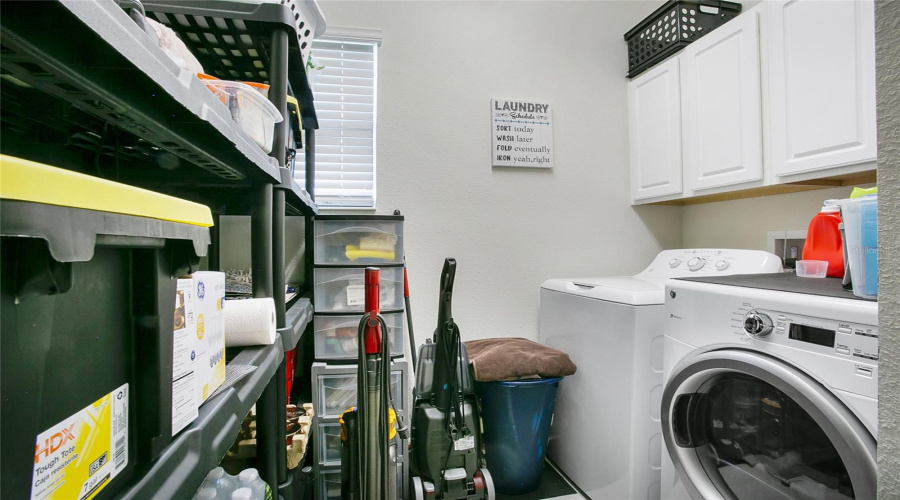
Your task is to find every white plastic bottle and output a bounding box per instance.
[195,466,238,498]
[193,487,217,500]
[232,487,254,500]
[237,468,269,499]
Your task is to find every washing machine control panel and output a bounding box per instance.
[736,307,879,364]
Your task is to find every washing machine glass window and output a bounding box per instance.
[694,374,851,499]
[661,350,876,500]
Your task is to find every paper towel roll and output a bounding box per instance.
[224,298,277,347]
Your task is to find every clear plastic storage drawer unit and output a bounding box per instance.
[314,312,404,360]
[314,215,404,265]
[313,266,404,313]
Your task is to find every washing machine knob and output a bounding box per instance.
[744,311,774,337]
[669,258,682,268]
[687,257,706,271]
[715,260,730,271]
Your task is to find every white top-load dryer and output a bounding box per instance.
[539,249,783,500]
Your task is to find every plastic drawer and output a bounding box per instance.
[314,218,403,265]
[0,198,209,499]
[318,420,343,465]
[316,458,406,499]
[317,419,409,465]
[314,312,404,360]
[317,467,342,500]
[313,266,404,313]
[316,371,403,418]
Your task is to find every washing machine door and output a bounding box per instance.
[661,349,876,500]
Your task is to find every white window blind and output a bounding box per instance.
[295,38,378,208]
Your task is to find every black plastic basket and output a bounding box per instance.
[625,0,742,79]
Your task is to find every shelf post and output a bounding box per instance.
[208,211,221,272]
[251,183,274,299]
[267,25,290,491]
[256,365,280,494]
[304,128,315,198]
[269,26,289,329]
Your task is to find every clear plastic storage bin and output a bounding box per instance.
[316,371,403,417]
[314,313,404,360]
[313,266,404,313]
[314,219,403,265]
[840,196,878,299]
[317,467,341,500]
[317,420,343,465]
[200,78,283,153]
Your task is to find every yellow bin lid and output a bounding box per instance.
[1,155,213,227]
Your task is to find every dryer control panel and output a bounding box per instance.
[639,249,783,279]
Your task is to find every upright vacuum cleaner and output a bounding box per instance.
[410,259,495,500]
[341,267,402,499]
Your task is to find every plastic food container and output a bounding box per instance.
[200,77,282,153]
[839,196,878,298]
[313,266,404,313]
[796,260,828,278]
[314,313,404,360]
[314,218,404,265]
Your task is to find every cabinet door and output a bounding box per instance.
[768,0,876,177]
[682,11,762,191]
[629,57,682,202]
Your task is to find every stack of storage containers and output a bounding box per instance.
[310,215,410,499]
[1,156,212,499]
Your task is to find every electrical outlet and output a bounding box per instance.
[767,230,807,269]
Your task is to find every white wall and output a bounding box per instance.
[681,185,875,251]
[317,1,682,342]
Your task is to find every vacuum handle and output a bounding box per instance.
[364,267,382,354]
[436,259,456,336]
[440,258,456,296]
[404,267,410,298]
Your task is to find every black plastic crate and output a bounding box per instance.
[1,200,209,500]
[625,0,742,78]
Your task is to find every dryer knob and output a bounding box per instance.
[744,311,774,338]
[669,258,682,268]
[715,260,729,271]
[687,257,706,271]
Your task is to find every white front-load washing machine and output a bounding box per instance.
[661,274,878,500]
[539,249,783,500]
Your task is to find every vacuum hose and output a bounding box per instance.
[355,267,395,500]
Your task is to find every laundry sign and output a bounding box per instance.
[491,99,553,168]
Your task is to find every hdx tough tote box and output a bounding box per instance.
[0,156,213,499]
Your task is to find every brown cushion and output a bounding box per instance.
[465,337,577,382]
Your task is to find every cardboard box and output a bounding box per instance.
[172,278,198,435]
[192,271,226,403]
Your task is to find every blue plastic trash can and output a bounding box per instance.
[475,377,562,494]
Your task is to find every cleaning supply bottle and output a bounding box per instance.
[802,200,844,278]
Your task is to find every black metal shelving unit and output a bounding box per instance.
[0,0,323,498]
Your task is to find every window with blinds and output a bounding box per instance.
[294,38,378,208]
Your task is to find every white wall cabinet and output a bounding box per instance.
[767,0,877,178]
[628,57,683,201]
[681,10,762,191]
[627,1,876,205]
